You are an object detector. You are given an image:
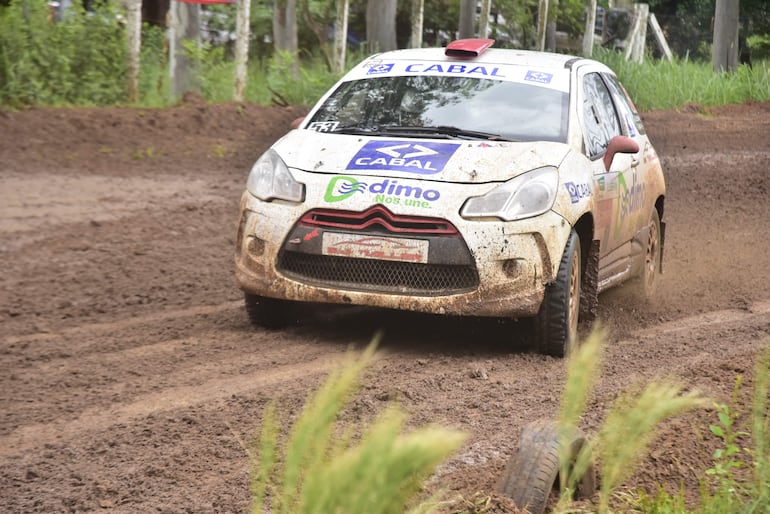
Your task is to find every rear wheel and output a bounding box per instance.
[636,208,662,299]
[533,230,581,358]
[244,293,294,329]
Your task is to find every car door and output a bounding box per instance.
[579,70,637,282]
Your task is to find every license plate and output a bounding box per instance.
[322,233,429,263]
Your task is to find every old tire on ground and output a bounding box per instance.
[244,293,294,329]
[533,230,581,357]
[634,208,662,299]
[496,419,595,514]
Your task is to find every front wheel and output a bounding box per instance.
[244,293,295,329]
[533,230,581,358]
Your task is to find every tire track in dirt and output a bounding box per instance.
[0,349,343,458]
[2,300,767,460]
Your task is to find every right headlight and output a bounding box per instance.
[246,149,305,203]
[460,166,558,221]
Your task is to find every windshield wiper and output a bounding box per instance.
[383,125,513,141]
[330,126,381,136]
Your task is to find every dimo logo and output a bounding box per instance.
[324,175,440,208]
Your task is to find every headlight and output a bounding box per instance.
[246,149,305,202]
[460,166,558,221]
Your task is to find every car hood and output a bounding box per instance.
[272,130,570,182]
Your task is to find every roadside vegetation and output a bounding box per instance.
[249,328,770,514]
[1,1,770,111]
[4,3,770,512]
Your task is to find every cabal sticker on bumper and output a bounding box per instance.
[324,175,440,209]
[347,140,460,175]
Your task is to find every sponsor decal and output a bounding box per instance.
[324,175,439,209]
[322,233,429,263]
[565,181,592,204]
[404,63,505,77]
[524,70,553,84]
[366,63,394,75]
[624,113,638,137]
[643,141,659,164]
[618,171,646,219]
[303,228,320,241]
[347,140,460,175]
[308,121,339,132]
[597,175,618,193]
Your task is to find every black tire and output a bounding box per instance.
[533,230,581,357]
[635,208,662,299]
[243,293,294,329]
[496,419,595,514]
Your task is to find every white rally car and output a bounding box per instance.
[235,39,665,357]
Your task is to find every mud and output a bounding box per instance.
[1,100,769,512]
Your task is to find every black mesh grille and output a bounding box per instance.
[277,251,479,295]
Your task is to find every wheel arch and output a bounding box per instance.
[573,212,599,322]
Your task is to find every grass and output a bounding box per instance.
[592,48,770,111]
[246,328,770,514]
[245,335,468,514]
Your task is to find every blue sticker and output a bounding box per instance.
[624,113,637,137]
[367,63,394,75]
[565,182,592,204]
[524,70,553,84]
[347,140,461,175]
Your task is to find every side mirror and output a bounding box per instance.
[603,135,639,171]
[290,117,305,130]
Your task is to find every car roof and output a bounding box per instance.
[367,46,592,71]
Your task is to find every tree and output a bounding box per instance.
[458,0,474,38]
[234,0,251,101]
[123,0,141,102]
[273,0,299,77]
[712,0,740,72]
[334,0,350,73]
[366,0,396,52]
[410,0,424,48]
[170,1,201,98]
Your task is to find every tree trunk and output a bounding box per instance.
[234,0,251,102]
[410,0,424,48]
[712,0,740,72]
[169,1,201,100]
[366,0,397,53]
[123,0,141,103]
[478,0,491,39]
[458,0,474,39]
[334,0,350,73]
[545,0,558,52]
[273,0,299,78]
[582,0,597,57]
[537,0,548,51]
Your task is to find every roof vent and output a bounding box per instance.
[445,38,495,58]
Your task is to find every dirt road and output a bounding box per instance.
[1,101,769,512]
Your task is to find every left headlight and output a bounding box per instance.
[246,149,305,203]
[460,166,558,221]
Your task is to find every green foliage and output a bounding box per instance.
[597,382,709,512]
[593,47,770,110]
[248,336,467,514]
[603,340,770,514]
[0,0,127,107]
[550,326,708,514]
[706,379,749,493]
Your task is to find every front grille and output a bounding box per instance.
[300,206,459,235]
[277,251,479,296]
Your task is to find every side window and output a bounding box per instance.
[582,72,621,159]
[603,73,647,136]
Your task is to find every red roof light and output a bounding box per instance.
[445,38,495,58]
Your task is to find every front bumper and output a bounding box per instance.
[235,190,571,319]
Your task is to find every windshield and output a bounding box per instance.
[307,75,569,143]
